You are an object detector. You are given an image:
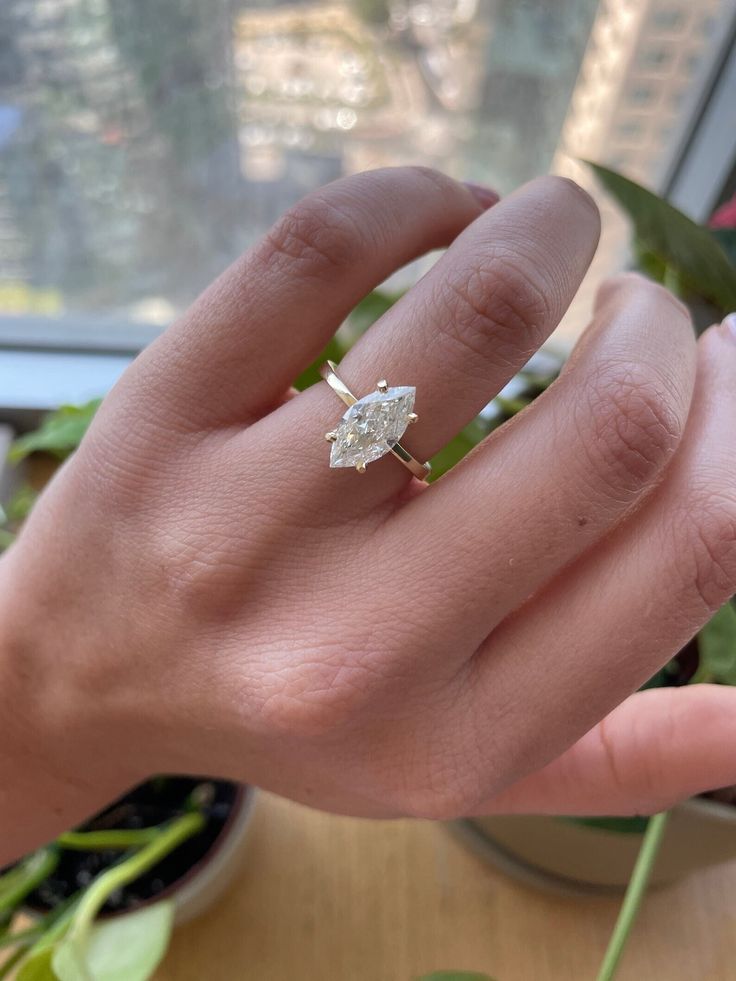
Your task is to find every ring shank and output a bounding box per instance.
[320,360,431,481]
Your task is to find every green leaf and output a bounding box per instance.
[564,816,649,834]
[586,162,736,315]
[5,484,38,522]
[347,289,402,336]
[8,400,102,463]
[294,337,345,392]
[711,228,736,266]
[694,600,736,684]
[50,939,90,981]
[16,948,58,981]
[632,239,668,285]
[417,973,496,981]
[428,421,487,480]
[0,848,58,914]
[293,289,402,393]
[53,901,174,981]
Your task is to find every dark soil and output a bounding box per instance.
[24,776,241,914]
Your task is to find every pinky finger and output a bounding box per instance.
[474,684,736,816]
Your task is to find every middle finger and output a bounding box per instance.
[260,175,600,505]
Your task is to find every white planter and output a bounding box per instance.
[160,784,256,925]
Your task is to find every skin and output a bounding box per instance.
[1,166,735,867]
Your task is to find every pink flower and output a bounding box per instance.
[709,194,736,229]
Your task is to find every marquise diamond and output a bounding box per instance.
[330,386,416,469]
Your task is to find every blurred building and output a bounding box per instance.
[0,0,731,333]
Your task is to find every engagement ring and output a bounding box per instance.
[321,360,431,480]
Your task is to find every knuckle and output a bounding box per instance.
[601,271,692,320]
[258,196,359,279]
[394,739,500,821]
[255,645,376,740]
[438,255,551,373]
[580,362,683,494]
[399,777,485,822]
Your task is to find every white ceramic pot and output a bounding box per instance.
[165,784,256,924]
[452,796,736,896]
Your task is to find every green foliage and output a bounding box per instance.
[586,162,736,317]
[294,337,346,392]
[9,401,101,463]
[294,289,403,391]
[3,812,204,980]
[565,816,649,835]
[0,849,58,914]
[53,901,174,981]
[15,948,56,980]
[692,600,736,685]
[347,289,403,335]
[428,422,487,480]
[5,484,38,523]
[711,228,736,266]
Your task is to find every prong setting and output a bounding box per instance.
[321,360,430,479]
[407,412,418,424]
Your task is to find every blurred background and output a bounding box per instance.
[0,0,734,413]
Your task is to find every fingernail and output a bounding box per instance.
[723,313,736,342]
[463,181,500,210]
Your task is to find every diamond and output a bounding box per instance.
[329,386,416,469]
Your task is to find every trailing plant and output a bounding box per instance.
[0,785,209,981]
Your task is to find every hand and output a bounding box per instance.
[2,167,735,862]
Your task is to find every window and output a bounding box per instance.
[0,0,734,409]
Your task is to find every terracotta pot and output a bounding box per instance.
[451,796,736,896]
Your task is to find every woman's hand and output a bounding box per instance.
[2,167,735,862]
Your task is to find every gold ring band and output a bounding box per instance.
[320,360,431,480]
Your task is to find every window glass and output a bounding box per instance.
[0,0,598,327]
[0,0,728,337]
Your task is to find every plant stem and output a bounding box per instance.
[21,895,81,963]
[596,811,671,981]
[0,848,58,913]
[57,827,161,851]
[68,811,205,946]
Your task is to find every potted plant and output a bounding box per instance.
[0,775,254,979]
[0,424,255,979]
